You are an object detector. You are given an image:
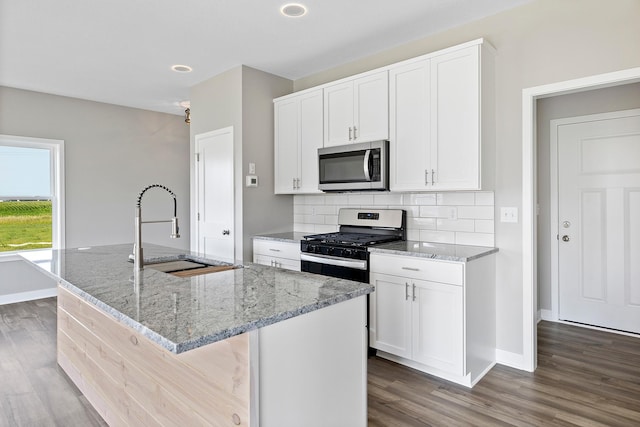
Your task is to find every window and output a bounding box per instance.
[0,135,65,252]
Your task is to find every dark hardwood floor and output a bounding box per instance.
[2,298,640,426]
[369,321,640,426]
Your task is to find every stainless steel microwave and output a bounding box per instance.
[318,140,389,192]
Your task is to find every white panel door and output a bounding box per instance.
[195,128,235,263]
[558,110,640,333]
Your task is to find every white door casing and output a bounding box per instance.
[194,128,235,263]
[555,109,640,334]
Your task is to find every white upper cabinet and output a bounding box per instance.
[389,42,494,191]
[274,89,323,194]
[323,71,389,147]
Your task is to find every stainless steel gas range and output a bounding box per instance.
[300,208,406,283]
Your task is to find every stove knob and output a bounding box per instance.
[343,249,352,257]
[327,247,334,255]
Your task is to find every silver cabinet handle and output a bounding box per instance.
[412,283,416,301]
[296,178,300,189]
[292,178,296,189]
[348,127,353,141]
[269,248,281,252]
[405,283,409,301]
[425,169,429,185]
[353,126,358,140]
[402,266,420,271]
[222,229,230,235]
[432,169,435,184]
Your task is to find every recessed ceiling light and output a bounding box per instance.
[280,3,307,18]
[171,64,192,73]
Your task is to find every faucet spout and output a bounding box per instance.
[132,184,180,270]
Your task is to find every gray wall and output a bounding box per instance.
[293,0,640,356]
[0,86,190,250]
[190,66,293,262]
[536,82,640,311]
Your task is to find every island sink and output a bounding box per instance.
[146,259,238,277]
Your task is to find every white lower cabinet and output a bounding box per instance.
[370,252,495,387]
[253,239,301,271]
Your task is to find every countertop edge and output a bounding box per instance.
[367,245,499,262]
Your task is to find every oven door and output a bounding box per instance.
[300,253,369,283]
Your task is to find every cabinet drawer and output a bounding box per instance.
[254,254,301,272]
[370,253,463,285]
[253,239,300,260]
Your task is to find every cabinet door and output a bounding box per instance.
[353,71,388,143]
[369,273,412,359]
[274,98,300,194]
[323,81,354,147]
[430,46,480,190]
[298,91,323,193]
[389,60,431,191]
[412,280,464,375]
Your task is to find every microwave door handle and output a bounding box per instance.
[363,149,372,181]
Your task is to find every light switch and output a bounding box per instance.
[500,207,518,223]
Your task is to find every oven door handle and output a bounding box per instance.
[301,253,368,271]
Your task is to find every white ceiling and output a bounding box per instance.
[0,0,530,115]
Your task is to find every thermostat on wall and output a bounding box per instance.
[246,175,258,187]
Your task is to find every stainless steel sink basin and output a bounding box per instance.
[145,258,239,277]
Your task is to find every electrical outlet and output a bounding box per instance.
[500,207,518,223]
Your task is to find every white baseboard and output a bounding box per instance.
[495,349,524,370]
[0,287,57,306]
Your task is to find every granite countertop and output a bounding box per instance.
[40,244,373,354]
[252,232,308,243]
[368,240,498,262]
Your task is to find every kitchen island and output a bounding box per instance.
[42,244,372,427]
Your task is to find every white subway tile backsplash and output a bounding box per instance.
[420,206,457,218]
[457,206,494,220]
[475,219,495,233]
[404,193,437,206]
[313,205,337,215]
[324,194,349,205]
[475,192,494,206]
[373,194,403,205]
[315,224,338,233]
[408,217,437,230]
[419,230,455,244]
[436,218,475,232]
[294,223,315,233]
[436,192,475,206]
[347,194,374,205]
[324,215,339,225]
[292,191,495,247]
[455,232,494,247]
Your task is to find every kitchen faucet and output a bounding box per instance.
[131,184,180,270]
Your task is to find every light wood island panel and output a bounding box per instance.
[57,286,250,427]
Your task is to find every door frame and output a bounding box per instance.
[0,134,65,251]
[549,108,640,322]
[522,67,640,372]
[191,127,235,257]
